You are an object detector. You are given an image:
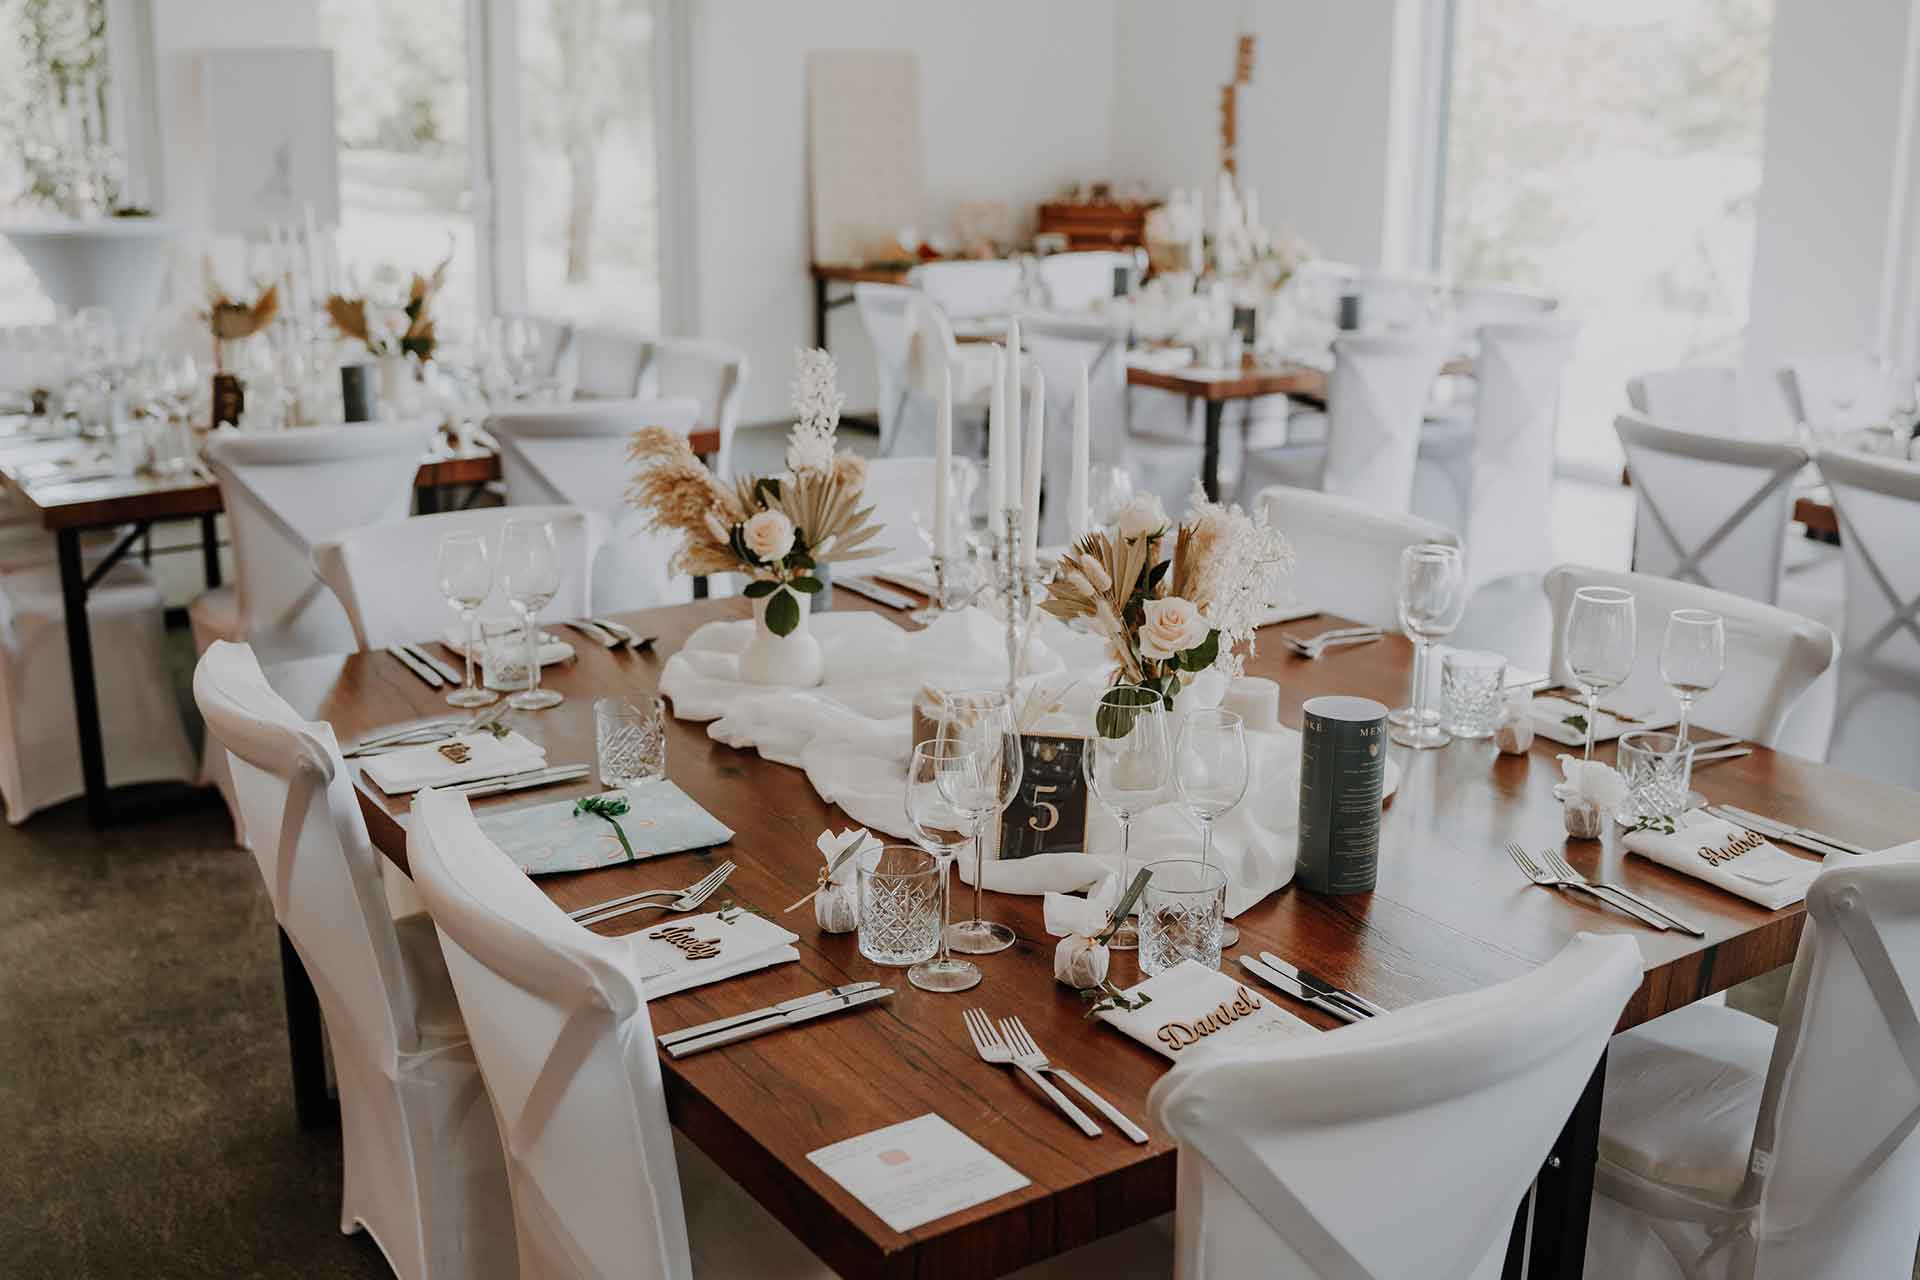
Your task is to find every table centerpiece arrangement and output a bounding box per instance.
[326,251,450,418]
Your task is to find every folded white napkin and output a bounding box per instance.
[1623,810,1821,911]
[441,625,574,668]
[621,908,800,998]
[1096,959,1315,1062]
[1530,694,1676,748]
[361,730,547,795]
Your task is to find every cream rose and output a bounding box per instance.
[1139,595,1209,662]
[741,509,796,564]
[1112,493,1169,541]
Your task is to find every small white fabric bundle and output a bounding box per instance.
[1554,755,1626,838]
[1044,872,1119,989]
[812,827,877,933]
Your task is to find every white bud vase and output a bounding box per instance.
[740,585,825,688]
[377,353,413,417]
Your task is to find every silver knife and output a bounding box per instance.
[404,642,464,685]
[1260,953,1385,1019]
[1238,956,1360,1024]
[1690,747,1752,768]
[386,644,445,688]
[1710,804,1872,857]
[563,619,621,648]
[837,577,918,610]
[658,982,884,1048]
[664,986,894,1058]
[454,764,591,798]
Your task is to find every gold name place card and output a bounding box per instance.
[1696,828,1767,867]
[648,924,722,961]
[1156,985,1266,1054]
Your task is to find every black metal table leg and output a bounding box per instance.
[417,484,440,515]
[1506,1049,1606,1278]
[1201,400,1225,501]
[279,928,337,1131]
[56,527,109,827]
[200,512,221,589]
[814,274,830,350]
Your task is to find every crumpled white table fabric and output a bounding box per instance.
[660,607,1324,917]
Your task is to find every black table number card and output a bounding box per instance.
[1296,695,1388,894]
[1000,733,1089,859]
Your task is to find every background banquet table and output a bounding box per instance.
[265,595,1920,1279]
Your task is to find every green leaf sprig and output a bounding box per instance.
[1079,980,1153,1021]
[574,793,635,862]
[1629,813,1677,835]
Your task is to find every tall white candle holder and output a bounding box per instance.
[994,509,1048,699]
[908,553,967,626]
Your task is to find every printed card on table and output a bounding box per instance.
[807,1113,1029,1234]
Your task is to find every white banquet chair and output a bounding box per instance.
[1256,486,1459,631]
[1457,318,1577,593]
[1615,414,1808,607]
[193,641,514,1280]
[908,259,1022,320]
[1625,365,1740,434]
[1543,565,1836,749]
[636,337,749,481]
[1586,841,1920,1280]
[406,786,834,1280]
[854,283,915,452]
[1149,933,1640,1279]
[1816,449,1920,788]
[1778,352,1893,436]
[567,324,650,401]
[312,506,606,653]
[854,456,937,573]
[900,292,996,459]
[1452,282,1557,329]
[488,400,701,612]
[1036,250,1132,312]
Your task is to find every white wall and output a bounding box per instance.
[689,0,1118,421]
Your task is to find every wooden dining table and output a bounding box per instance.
[261,593,1920,1279]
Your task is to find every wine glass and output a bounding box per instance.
[498,518,563,710]
[937,689,1022,954]
[1085,687,1171,950]
[1175,707,1248,947]
[1661,608,1724,746]
[904,741,983,993]
[1088,465,1135,528]
[1388,544,1467,749]
[436,531,498,709]
[1565,586,1637,760]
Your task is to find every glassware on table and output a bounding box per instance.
[856,844,942,968]
[1660,609,1724,746]
[903,741,983,992]
[1087,465,1135,528]
[595,695,667,786]
[1440,649,1508,739]
[498,518,563,710]
[1139,858,1229,975]
[1085,687,1172,950]
[1617,731,1696,823]
[1388,544,1468,748]
[1173,707,1247,948]
[1564,585,1637,760]
[436,531,499,708]
[937,689,1023,955]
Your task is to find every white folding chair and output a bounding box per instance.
[1149,933,1640,1278]
[1542,565,1836,749]
[907,259,1022,319]
[1036,251,1132,312]
[567,325,650,401]
[192,641,514,1280]
[1457,319,1576,592]
[1587,841,1920,1280]
[897,292,996,459]
[1257,485,1459,631]
[1615,414,1808,606]
[854,283,916,453]
[1778,353,1894,435]
[1452,282,1558,329]
[312,506,606,653]
[406,787,833,1279]
[1625,366,1740,433]
[1330,330,1456,511]
[488,400,701,613]
[1817,449,1920,787]
[637,337,749,481]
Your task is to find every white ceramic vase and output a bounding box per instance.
[740,586,825,688]
[377,353,413,416]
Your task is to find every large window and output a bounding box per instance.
[1439,0,1773,472]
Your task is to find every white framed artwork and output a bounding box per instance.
[807,50,925,266]
[202,48,340,236]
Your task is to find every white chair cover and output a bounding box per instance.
[488,400,701,613]
[192,641,513,1280]
[907,260,1022,319]
[1459,319,1576,591]
[854,283,916,453]
[856,457,937,573]
[1036,251,1131,311]
[1588,841,1920,1280]
[1817,449,1920,787]
[899,293,996,458]
[1542,565,1836,748]
[1257,485,1459,631]
[1149,933,1641,1279]
[568,325,650,400]
[1625,366,1740,433]
[636,337,749,480]
[312,506,607,652]
[1452,282,1557,330]
[1615,414,1807,606]
[1323,329,1453,509]
[1778,353,1892,434]
[407,787,833,1279]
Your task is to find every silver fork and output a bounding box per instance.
[961,1009,1101,1137]
[999,1016,1148,1144]
[573,862,735,927]
[1281,627,1383,660]
[1506,843,1671,931]
[565,861,736,920]
[1538,846,1705,938]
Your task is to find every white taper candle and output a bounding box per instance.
[1005,318,1021,517]
[934,363,953,560]
[1070,360,1090,539]
[1021,365,1044,565]
[987,346,1007,520]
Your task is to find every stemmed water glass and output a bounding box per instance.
[498,518,563,710]
[1661,609,1724,746]
[436,531,498,709]
[1565,586,1637,760]
[1085,688,1171,950]
[1388,544,1468,749]
[938,689,1023,954]
[904,741,983,993]
[1175,707,1248,947]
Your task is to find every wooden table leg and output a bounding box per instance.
[279,927,337,1131]
[1506,1049,1605,1278]
[1202,400,1225,501]
[56,527,110,827]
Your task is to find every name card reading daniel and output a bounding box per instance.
[807,1113,1029,1234]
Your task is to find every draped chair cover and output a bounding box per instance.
[1542,565,1835,749]
[1778,353,1892,434]
[897,292,994,459]
[193,641,513,1280]
[1588,841,1920,1279]
[1459,318,1577,592]
[907,259,1022,319]
[1255,485,1459,631]
[854,283,916,453]
[1816,449,1920,787]
[1625,366,1740,434]
[1148,933,1640,1279]
[854,456,938,573]
[488,401,701,612]
[1036,250,1132,312]
[568,325,650,401]
[636,337,749,481]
